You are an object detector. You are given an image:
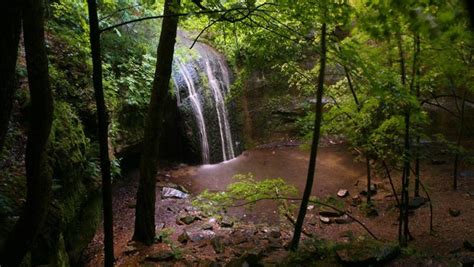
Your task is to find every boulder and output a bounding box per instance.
[161,187,189,199]
[177,214,198,225]
[146,248,174,262]
[184,229,216,242]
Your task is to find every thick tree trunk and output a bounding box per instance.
[1,0,54,265]
[133,0,180,245]
[0,3,22,153]
[290,23,326,251]
[453,90,467,190]
[86,0,115,265]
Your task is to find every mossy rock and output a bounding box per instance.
[336,239,400,266]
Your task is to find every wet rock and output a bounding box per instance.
[211,236,225,254]
[146,249,174,262]
[186,229,216,242]
[335,215,353,224]
[319,207,343,217]
[336,241,400,265]
[337,189,349,198]
[320,216,331,224]
[409,196,427,209]
[178,214,198,225]
[463,240,474,252]
[200,222,214,230]
[430,159,446,165]
[220,217,234,228]
[161,187,189,199]
[449,208,461,217]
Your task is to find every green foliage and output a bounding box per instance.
[48,101,100,188]
[193,173,297,216]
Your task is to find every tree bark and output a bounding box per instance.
[0,2,22,153]
[290,23,326,251]
[86,0,115,265]
[133,0,180,245]
[1,0,54,265]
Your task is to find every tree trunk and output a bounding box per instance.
[0,2,22,153]
[290,22,327,251]
[1,0,54,265]
[133,0,180,245]
[86,0,115,265]
[454,90,467,190]
[413,35,421,197]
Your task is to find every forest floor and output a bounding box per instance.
[83,141,474,266]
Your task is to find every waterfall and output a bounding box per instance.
[172,38,238,164]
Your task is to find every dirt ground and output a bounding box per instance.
[82,143,474,266]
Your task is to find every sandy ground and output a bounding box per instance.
[82,143,474,266]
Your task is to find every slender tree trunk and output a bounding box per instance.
[1,0,54,265]
[413,35,421,197]
[133,0,180,245]
[454,90,467,190]
[397,30,411,247]
[290,23,327,251]
[86,0,115,265]
[0,3,22,153]
[366,155,372,204]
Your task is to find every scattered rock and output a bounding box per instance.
[178,231,189,243]
[430,159,446,165]
[319,207,343,217]
[161,187,189,199]
[449,208,461,217]
[220,217,234,228]
[123,245,138,255]
[211,236,225,254]
[337,189,349,198]
[146,249,174,262]
[320,216,331,224]
[463,240,474,252]
[307,205,315,210]
[409,196,427,209]
[186,229,216,242]
[200,222,214,230]
[176,213,198,225]
[335,215,353,224]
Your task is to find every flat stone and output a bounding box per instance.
[335,215,353,224]
[187,229,216,242]
[319,207,343,217]
[161,187,189,199]
[146,249,174,262]
[449,208,461,217]
[409,196,427,209]
[179,214,198,225]
[337,189,349,198]
[320,216,331,224]
[200,222,214,230]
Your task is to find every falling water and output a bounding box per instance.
[172,37,238,164]
[175,59,210,164]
